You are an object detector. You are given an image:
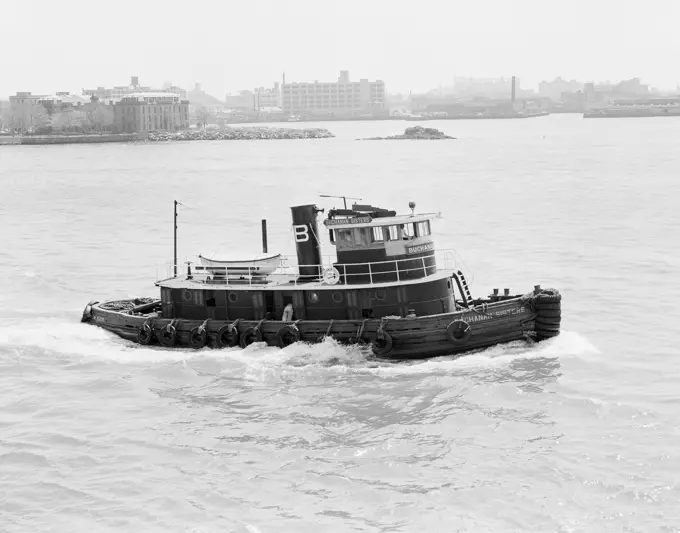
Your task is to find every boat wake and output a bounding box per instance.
[0,314,599,380]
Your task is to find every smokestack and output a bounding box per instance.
[291,205,322,280]
[511,76,516,102]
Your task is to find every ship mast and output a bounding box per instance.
[173,200,187,277]
[174,200,178,277]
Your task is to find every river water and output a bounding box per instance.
[1,115,679,532]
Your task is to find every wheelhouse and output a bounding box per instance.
[325,204,437,284]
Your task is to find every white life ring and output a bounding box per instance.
[322,267,341,285]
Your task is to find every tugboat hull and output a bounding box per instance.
[81,289,561,359]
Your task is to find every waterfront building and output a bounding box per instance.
[282,71,386,117]
[538,77,583,101]
[225,90,255,110]
[7,92,62,132]
[0,99,9,130]
[583,78,651,109]
[450,77,524,99]
[83,76,188,105]
[255,84,281,109]
[9,91,47,108]
[226,84,281,111]
[113,93,190,133]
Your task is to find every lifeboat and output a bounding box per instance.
[81,199,562,359]
[197,252,282,275]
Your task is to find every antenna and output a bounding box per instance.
[173,200,189,278]
[319,194,362,209]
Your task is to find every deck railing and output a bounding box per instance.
[156,249,472,288]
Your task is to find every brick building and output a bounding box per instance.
[114,93,190,133]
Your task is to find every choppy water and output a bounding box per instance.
[1,115,679,532]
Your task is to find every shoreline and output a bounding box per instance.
[0,133,141,146]
[0,128,334,146]
[0,113,550,146]
[225,112,550,126]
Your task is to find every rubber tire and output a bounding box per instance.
[240,327,263,348]
[216,324,240,348]
[276,325,301,348]
[534,326,561,333]
[188,326,207,349]
[137,324,153,345]
[371,331,393,356]
[534,300,561,308]
[537,330,560,339]
[536,318,562,327]
[537,309,561,318]
[159,325,176,347]
[535,294,561,304]
[447,320,472,344]
[81,300,99,323]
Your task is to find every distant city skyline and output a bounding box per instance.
[2,0,679,99]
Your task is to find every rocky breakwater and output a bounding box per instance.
[358,126,456,140]
[148,127,334,142]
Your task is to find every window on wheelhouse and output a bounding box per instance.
[336,229,353,244]
[415,221,431,237]
[335,229,355,251]
[372,226,385,243]
[386,225,399,241]
[400,223,416,240]
[354,227,372,247]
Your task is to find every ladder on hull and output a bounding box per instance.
[451,270,473,308]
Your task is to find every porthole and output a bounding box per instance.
[182,289,193,302]
[332,291,344,303]
[308,292,319,304]
[375,290,386,301]
[228,292,238,303]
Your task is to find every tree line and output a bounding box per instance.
[0,101,115,135]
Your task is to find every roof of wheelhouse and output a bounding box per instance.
[323,212,436,230]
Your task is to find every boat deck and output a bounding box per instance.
[157,269,453,291]
[156,249,463,291]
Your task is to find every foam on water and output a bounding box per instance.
[0,313,596,376]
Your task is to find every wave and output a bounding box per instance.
[0,315,598,379]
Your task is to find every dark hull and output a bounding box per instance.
[82,290,561,359]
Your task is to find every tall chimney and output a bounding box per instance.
[291,205,322,280]
[511,76,516,102]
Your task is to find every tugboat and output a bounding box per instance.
[81,199,562,359]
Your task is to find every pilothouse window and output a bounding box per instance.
[416,221,431,237]
[372,227,384,242]
[336,229,353,243]
[354,228,371,247]
[400,223,415,240]
[387,226,399,241]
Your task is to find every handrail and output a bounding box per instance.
[155,249,466,288]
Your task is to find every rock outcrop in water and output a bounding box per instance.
[358,126,455,140]
[148,127,334,142]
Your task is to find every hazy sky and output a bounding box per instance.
[2,0,679,98]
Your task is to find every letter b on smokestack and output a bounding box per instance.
[291,204,322,280]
